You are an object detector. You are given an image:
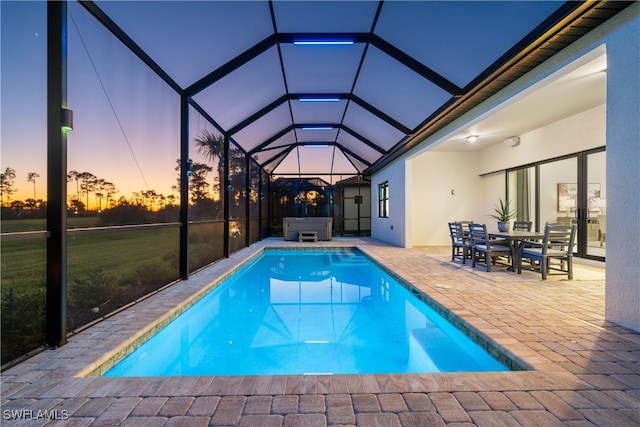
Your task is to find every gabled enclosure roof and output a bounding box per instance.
[84,0,631,177]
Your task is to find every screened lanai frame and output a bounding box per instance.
[15,0,631,360]
[80,0,591,179]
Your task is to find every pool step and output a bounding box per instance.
[330,253,369,266]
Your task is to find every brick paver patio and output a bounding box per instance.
[1,238,638,426]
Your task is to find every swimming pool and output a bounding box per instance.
[105,248,509,376]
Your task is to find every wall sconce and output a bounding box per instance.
[466,135,478,143]
[504,136,520,147]
[61,108,73,131]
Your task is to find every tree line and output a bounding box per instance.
[1,130,261,222]
[0,168,48,219]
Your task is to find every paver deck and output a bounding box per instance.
[1,237,638,426]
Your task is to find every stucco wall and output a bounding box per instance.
[409,152,483,246]
[478,105,606,175]
[604,5,640,332]
[370,159,408,247]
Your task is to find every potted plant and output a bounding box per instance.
[490,198,516,232]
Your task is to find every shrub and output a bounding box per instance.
[68,269,123,310]
[99,204,151,225]
[127,251,180,289]
[1,286,46,364]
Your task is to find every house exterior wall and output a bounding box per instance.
[370,3,640,331]
[478,105,606,175]
[370,158,408,247]
[409,152,482,246]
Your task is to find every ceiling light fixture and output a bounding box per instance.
[467,135,478,143]
[293,40,354,46]
[299,98,340,102]
[305,144,329,148]
[302,126,333,131]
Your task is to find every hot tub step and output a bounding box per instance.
[298,231,318,242]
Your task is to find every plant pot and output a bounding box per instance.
[497,221,510,232]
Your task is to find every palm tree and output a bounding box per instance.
[27,172,40,200]
[194,130,225,201]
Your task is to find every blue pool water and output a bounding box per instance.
[105,248,509,376]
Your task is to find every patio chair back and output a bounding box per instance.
[468,223,513,272]
[518,223,576,279]
[513,221,532,231]
[448,221,471,263]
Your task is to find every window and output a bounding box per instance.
[378,181,389,218]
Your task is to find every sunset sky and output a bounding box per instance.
[2,1,203,206]
[1,0,564,207]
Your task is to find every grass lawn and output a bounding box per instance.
[1,222,180,291]
[0,216,100,233]
[1,218,228,364]
[1,218,230,292]
[66,227,180,281]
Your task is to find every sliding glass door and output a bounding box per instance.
[586,150,606,258]
[507,147,605,261]
[539,157,580,253]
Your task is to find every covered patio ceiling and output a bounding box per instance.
[82,1,630,177]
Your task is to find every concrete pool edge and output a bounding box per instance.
[85,242,528,378]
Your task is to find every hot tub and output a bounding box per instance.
[283,217,333,241]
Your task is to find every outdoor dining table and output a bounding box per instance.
[488,230,546,271]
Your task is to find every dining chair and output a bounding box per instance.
[510,220,534,265]
[448,222,471,263]
[517,223,576,280]
[513,221,532,231]
[468,223,513,272]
